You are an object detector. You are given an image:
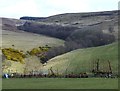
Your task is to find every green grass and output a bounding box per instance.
[2,78,118,89]
[44,42,118,75]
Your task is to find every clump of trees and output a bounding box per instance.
[18,22,78,40]
[66,29,115,48]
[2,48,26,64]
[20,16,46,21]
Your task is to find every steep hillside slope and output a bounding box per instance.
[44,42,118,75]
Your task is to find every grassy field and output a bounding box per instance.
[44,42,118,75]
[1,30,64,51]
[2,78,118,89]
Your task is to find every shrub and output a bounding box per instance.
[2,48,26,64]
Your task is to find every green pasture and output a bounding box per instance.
[2,78,118,89]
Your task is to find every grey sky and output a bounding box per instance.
[0,0,119,19]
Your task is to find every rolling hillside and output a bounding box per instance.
[44,42,118,75]
[20,10,118,28]
[20,10,118,40]
[1,10,118,75]
[1,29,64,74]
[1,30,64,51]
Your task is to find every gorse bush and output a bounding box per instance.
[2,48,26,64]
[29,48,42,55]
[1,46,51,64]
[29,46,50,56]
[28,46,51,64]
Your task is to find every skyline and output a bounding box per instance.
[0,0,119,19]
